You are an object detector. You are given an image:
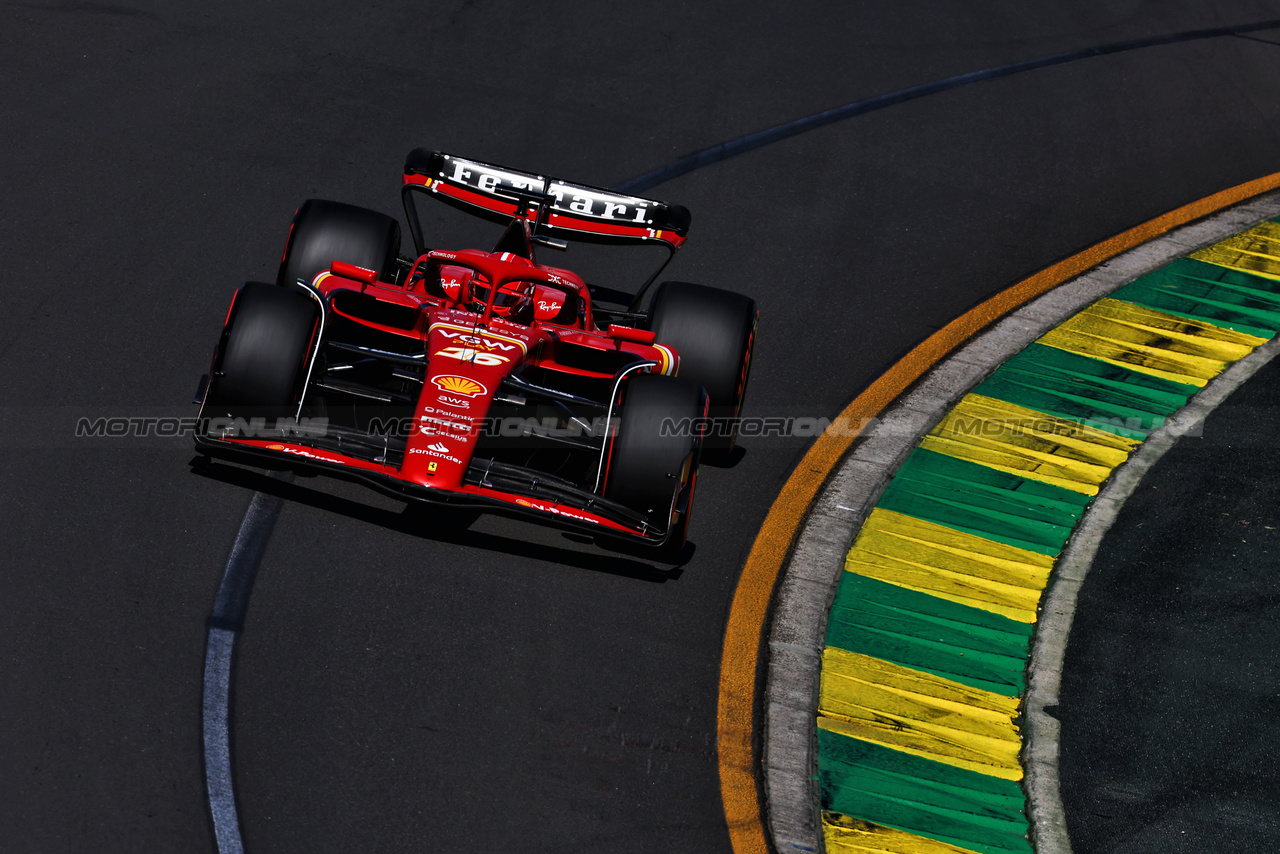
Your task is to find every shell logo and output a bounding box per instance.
[432,375,488,398]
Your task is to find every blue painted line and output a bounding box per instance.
[615,19,1280,194]
[204,628,243,854]
[211,482,289,630]
[202,474,292,854]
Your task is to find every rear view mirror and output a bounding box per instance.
[532,235,568,251]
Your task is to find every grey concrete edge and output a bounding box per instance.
[761,189,1280,854]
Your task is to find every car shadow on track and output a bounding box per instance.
[190,458,685,583]
[701,444,747,469]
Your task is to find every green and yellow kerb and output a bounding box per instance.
[817,219,1280,853]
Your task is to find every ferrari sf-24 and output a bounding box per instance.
[193,149,758,553]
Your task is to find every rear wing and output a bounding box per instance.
[401,149,690,257]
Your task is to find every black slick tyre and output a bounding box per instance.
[603,373,706,552]
[648,281,757,462]
[277,198,401,288]
[204,282,319,422]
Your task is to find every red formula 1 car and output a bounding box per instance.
[193,150,757,553]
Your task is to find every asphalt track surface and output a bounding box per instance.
[7,3,1280,852]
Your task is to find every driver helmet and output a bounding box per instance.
[490,279,535,321]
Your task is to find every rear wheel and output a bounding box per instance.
[603,373,706,553]
[277,198,401,288]
[203,282,319,423]
[648,281,757,462]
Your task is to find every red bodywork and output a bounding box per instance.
[200,244,682,540]
[197,150,700,544]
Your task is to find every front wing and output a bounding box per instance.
[193,434,677,546]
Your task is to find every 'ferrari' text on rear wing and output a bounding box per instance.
[402,149,690,253]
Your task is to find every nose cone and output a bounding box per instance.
[400,312,535,487]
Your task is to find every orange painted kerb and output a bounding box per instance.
[718,170,1280,854]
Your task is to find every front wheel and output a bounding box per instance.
[603,373,707,552]
[277,198,401,288]
[202,282,319,424]
[648,281,757,462]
